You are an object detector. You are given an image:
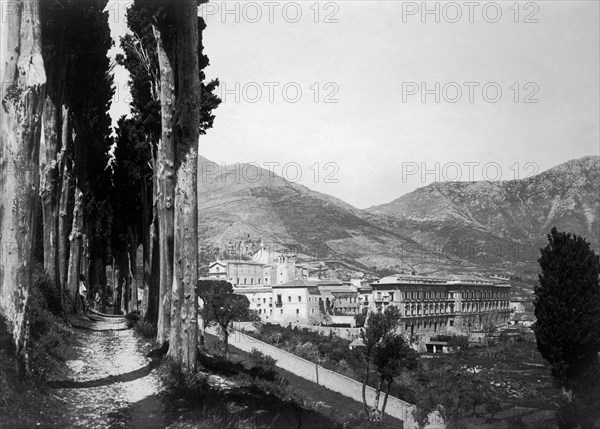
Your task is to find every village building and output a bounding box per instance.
[510,312,536,327]
[369,274,511,341]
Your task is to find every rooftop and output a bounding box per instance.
[372,274,510,288]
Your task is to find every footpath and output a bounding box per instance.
[46,310,166,429]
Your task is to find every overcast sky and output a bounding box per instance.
[108,1,600,209]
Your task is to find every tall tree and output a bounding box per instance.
[534,227,600,387]
[167,0,202,369]
[0,0,46,372]
[534,227,600,428]
[40,0,114,313]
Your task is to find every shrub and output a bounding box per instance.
[248,349,278,381]
[158,357,209,399]
[249,348,277,371]
[134,320,157,340]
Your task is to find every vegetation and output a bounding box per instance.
[158,343,342,428]
[534,227,600,427]
[1,265,76,427]
[198,279,256,354]
[359,306,418,419]
[245,322,562,428]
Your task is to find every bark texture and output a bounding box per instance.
[66,185,84,311]
[168,0,201,369]
[154,22,175,346]
[0,0,46,367]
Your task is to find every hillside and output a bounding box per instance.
[197,157,473,276]
[198,155,599,284]
[367,155,600,277]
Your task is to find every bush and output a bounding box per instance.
[28,265,75,376]
[158,357,209,399]
[134,320,157,340]
[249,348,277,371]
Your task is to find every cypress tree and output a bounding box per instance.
[534,226,600,388]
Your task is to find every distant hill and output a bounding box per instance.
[198,155,599,286]
[197,156,473,277]
[366,155,600,277]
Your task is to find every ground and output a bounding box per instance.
[2,310,394,428]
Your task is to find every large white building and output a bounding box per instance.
[369,274,511,339]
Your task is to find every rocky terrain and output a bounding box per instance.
[197,155,599,288]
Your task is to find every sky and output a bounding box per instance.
[107,1,600,209]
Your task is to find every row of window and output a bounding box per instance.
[376,290,509,301]
[461,290,509,299]
[460,301,509,312]
[405,303,453,316]
[235,277,268,285]
[405,319,454,331]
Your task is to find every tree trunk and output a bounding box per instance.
[140,174,151,318]
[81,226,90,296]
[222,326,230,356]
[57,107,72,305]
[39,96,60,285]
[362,360,371,412]
[0,0,46,373]
[128,244,137,313]
[374,374,385,412]
[146,210,160,324]
[66,185,84,312]
[153,22,175,346]
[168,0,201,369]
[119,250,129,315]
[97,257,107,313]
[381,382,392,418]
[113,257,121,315]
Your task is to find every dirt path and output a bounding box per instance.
[46,311,166,429]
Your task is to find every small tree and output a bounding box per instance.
[355,307,368,328]
[197,279,252,355]
[373,334,419,418]
[359,306,401,415]
[534,227,600,388]
[448,335,469,354]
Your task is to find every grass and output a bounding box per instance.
[0,266,76,428]
[203,332,403,428]
[157,349,344,429]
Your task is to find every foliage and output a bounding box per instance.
[534,227,600,387]
[27,266,77,378]
[355,307,368,327]
[41,0,116,269]
[359,306,402,414]
[198,280,253,353]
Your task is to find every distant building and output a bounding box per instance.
[509,298,529,314]
[369,274,511,341]
[208,260,266,287]
[271,279,323,325]
[510,312,535,327]
[236,286,274,321]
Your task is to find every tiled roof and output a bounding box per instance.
[273,279,321,288]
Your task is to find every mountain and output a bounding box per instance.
[197,156,473,277]
[198,155,599,284]
[366,155,600,277]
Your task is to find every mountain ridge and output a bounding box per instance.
[197,154,599,283]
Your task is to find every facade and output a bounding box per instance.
[209,259,512,332]
[208,254,308,288]
[369,275,511,340]
[271,279,322,325]
[208,260,266,287]
[236,286,274,321]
